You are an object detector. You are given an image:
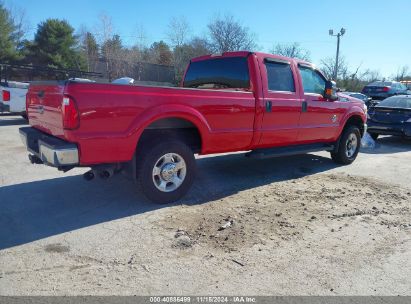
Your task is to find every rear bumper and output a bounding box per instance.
[0,102,10,112]
[367,121,411,137]
[19,127,79,167]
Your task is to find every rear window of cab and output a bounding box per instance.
[183,57,250,89]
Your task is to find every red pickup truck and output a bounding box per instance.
[20,51,367,203]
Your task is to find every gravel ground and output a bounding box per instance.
[0,115,410,295]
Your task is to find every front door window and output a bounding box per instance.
[299,67,326,95]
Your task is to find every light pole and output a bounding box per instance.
[329,28,346,81]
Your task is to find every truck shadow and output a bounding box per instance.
[0,153,338,249]
[361,136,411,155]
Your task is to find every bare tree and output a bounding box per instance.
[132,23,148,50]
[207,14,256,53]
[319,56,373,91]
[335,62,365,92]
[167,16,193,82]
[95,13,113,45]
[7,4,31,49]
[129,24,144,68]
[127,24,149,80]
[350,62,363,80]
[360,69,381,83]
[95,14,116,80]
[320,56,349,80]
[320,58,384,91]
[167,16,190,48]
[94,14,135,80]
[394,65,409,81]
[271,42,310,61]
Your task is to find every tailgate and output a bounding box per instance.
[27,81,67,137]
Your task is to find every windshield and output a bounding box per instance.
[183,57,250,89]
[377,96,411,108]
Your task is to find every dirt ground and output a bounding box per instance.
[0,115,410,295]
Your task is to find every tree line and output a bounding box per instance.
[1,3,409,89]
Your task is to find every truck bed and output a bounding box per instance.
[27,80,256,165]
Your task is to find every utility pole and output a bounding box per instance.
[329,28,346,81]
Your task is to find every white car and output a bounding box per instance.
[0,81,29,118]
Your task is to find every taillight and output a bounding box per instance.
[382,86,390,92]
[2,90,10,102]
[62,96,79,129]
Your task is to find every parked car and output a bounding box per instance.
[362,81,408,100]
[342,92,373,107]
[20,51,367,203]
[400,80,411,91]
[367,95,411,140]
[0,80,29,118]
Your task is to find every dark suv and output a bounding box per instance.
[362,81,408,100]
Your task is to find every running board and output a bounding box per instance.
[245,143,335,159]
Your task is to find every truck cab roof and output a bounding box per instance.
[191,51,314,67]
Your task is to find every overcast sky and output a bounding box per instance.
[9,0,411,77]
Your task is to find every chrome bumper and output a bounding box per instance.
[19,127,79,167]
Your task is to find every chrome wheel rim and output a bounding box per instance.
[346,133,358,158]
[152,153,186,192]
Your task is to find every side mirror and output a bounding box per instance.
[324,80,338,101]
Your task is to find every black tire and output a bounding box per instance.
[136,139,196,204]
[331,125,361,165]
[21,113,28,120]
[369,132,379,141]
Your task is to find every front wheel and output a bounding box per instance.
[331,125,361,165]
[136,140,196,204]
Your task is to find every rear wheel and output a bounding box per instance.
[331,125,361,165]
[136,139,196,204]
[369,132,379,141]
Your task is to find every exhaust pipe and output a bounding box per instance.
[83,170,95,181]
[84,165,119,181]
[28,154,43,164]
[99,168,114,180]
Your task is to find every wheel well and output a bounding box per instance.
[344,115,365,137]
[138,117,202,153]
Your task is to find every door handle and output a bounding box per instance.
[265,101,272,112]
[302,101,308,112]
